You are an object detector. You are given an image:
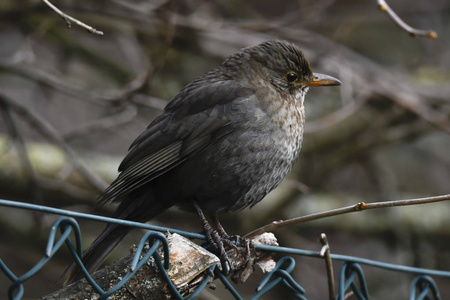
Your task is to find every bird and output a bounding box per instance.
[65,40,341,284]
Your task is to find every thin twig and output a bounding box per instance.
[377,0,437,39]
[41,0,104,35]
[319,233,335,300]
[244,194,450,238]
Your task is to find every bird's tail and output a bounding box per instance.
[63,189,175,286]
[64,222,132,285]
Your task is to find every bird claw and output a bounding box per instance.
[193,202,254,272]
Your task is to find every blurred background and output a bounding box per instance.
[0,0,449,299]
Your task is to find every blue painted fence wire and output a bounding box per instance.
[409,276,441,300]
[0,199,449,300]
[338,262,369,300]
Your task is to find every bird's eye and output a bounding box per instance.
[286,72,299,83]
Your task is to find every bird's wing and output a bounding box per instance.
[98,80,254,205]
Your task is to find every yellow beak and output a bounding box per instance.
[308,73,342,87]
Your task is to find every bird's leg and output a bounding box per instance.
[210,214,230,238]
[210,215,253,267]
[193,202,253,270]
[193,202,231,268]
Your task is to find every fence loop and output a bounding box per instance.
[47,217,82,258]
[337,262,369,300]
[97,231,177,299]
[130,231,170,271]
[4,217,83,300]
[0,258,22,300]
[2,261,22,300]
[251,256,306,299]
[409,275,441,300]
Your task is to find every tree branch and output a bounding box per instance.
[41,0,104,35]
[244,194,450,238]
[377,0,438,39]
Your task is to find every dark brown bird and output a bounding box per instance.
[65,40,340,284]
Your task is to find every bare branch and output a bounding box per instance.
[377,0,438,39]
[244,194,450,238]
[41,0,104,35]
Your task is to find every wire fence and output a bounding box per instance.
[0,198,448,300]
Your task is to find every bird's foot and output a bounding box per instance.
[193,203,253,273]
[211,215,253,266]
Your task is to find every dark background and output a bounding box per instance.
[0,0,449,299]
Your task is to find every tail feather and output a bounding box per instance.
[63,186,176,286]
[64,223,132,285]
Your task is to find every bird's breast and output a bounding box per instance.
[175,93,306,214]
[210,92,305,211]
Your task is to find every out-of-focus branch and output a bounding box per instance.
[305,90,369,134]
[280,178,310,194]
[151,1,177,77]
[0,104,39,196]
[62,104,138,141]
[0,133,118,204]
[377,0,438,39]
[131,94,167,111]
[41,0,104,35]
[0,63,111,105]
[0,94,108,193]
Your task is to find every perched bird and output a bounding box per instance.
[65,40,340,284]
